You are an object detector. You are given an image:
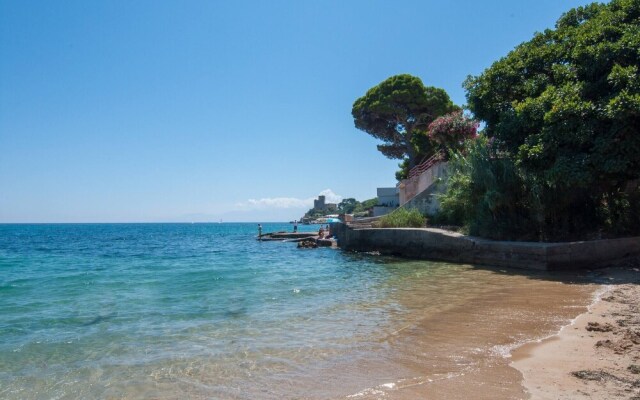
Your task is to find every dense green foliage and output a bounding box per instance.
[439,134,640,241]
[352,74,458,177]
[354,198,379,214]
[337,198,358,214]
[337,197,378,215]
[453,0,640,240]
[437,137,540,240]
[374,207,426,228]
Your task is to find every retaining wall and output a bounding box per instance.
[332,224,640,271]
[398,162,448,206]
[400,180,446,216]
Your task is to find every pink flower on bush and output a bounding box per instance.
[428,110,479,150]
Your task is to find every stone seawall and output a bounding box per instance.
[332,224,640,271]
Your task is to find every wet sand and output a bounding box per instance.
[335,264,598,399]
[339,263,639,400]
[512,266,640,399]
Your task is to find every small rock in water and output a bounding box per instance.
[297,240,317,249]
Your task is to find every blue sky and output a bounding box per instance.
[0,0,594,222]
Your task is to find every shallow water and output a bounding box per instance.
[0,223,596,399]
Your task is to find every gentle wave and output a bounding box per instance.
[0,223,596,399]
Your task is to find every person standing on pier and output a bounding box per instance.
[258,224,263,240]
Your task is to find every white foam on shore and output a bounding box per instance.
[346,387,387,398]
[346,371,470,398]
[549,284,610,337]
[492,343,519,359]
[346,382,396,398]
[379,383,396,389]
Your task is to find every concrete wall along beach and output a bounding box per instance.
[333,223,640,271]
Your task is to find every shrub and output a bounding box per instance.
[374,208,426,228]
[437,136,537,240]
[437,136,640,241]
[428,110,479,152]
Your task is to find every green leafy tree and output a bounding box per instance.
[338,198,358,214]
[353,198,378,214]
[352,74,458,175]
[462,0,640,239]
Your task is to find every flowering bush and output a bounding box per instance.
[427,111,479,151]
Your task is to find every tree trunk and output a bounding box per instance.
[405,130,418,169]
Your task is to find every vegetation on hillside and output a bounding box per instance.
[437,0,640,241]
[337,197,378,215]
[437,137,538,240]
[358,1,640,241]
[304,197,379,220]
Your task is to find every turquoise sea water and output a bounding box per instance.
[0,223,595,399]
[0,223,426,399]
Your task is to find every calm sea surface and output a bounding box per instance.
[0,223,596,399]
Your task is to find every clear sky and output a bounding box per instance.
[0,0,594,222]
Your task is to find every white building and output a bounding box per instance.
[373,187,399,217]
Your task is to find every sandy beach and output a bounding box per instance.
[337,261,640,400]
[512,264,640,400]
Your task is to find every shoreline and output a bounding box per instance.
[511,266,640,399]
[337,263,638,400]
[338,263,598,399]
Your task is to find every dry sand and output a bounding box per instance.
[512,265,640,400]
